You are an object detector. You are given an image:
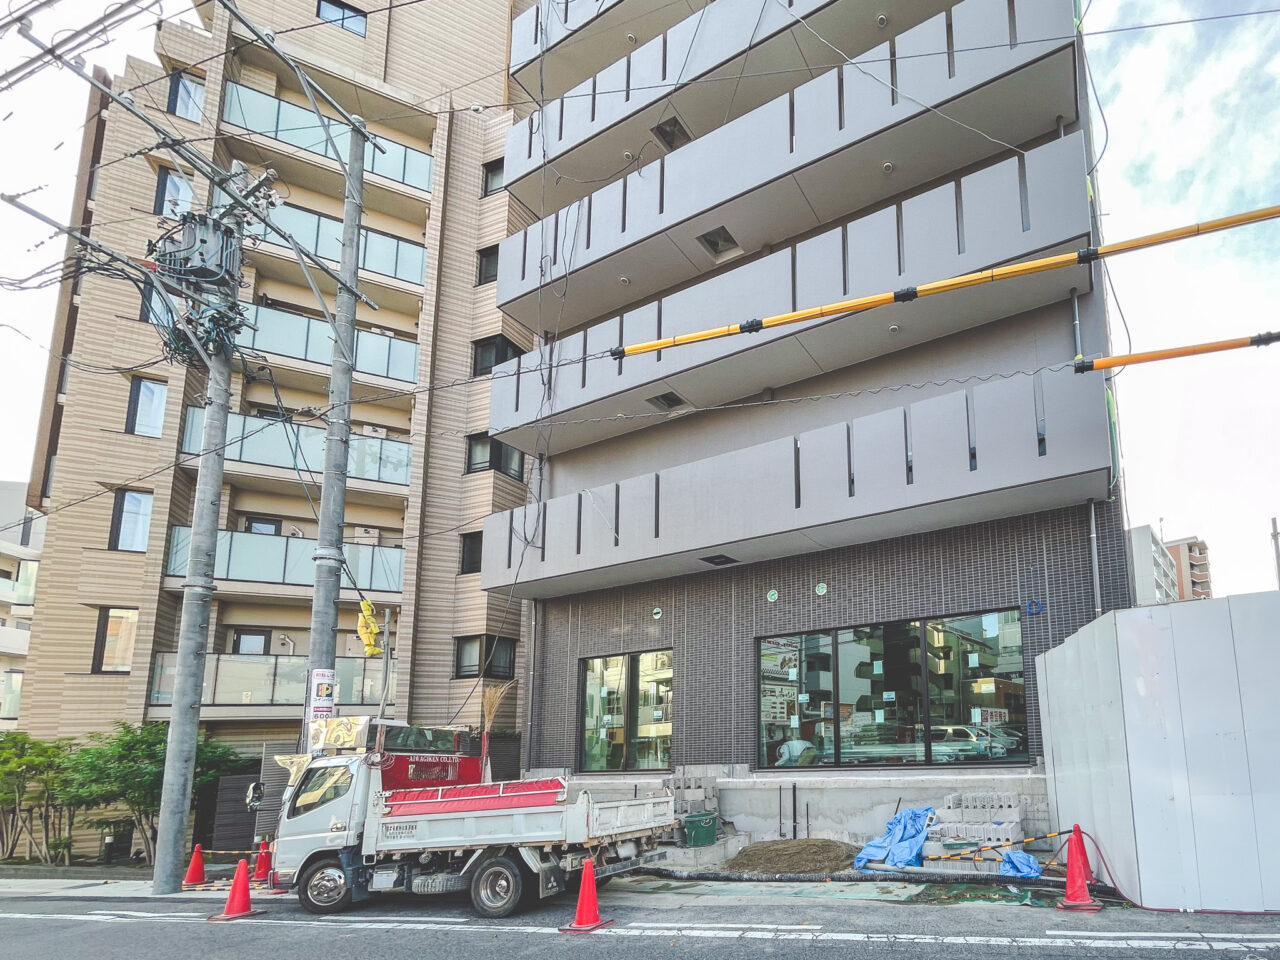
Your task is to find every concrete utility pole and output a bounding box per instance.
[305,118,368,731]
[1271,517,1279,591]
[152,163,257,894]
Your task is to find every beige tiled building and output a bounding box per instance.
[22,0,532,781]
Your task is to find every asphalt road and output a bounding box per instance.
[2,877,1278,959]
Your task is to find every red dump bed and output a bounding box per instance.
[382,778,567,817]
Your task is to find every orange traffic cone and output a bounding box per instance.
[208,859,263,921]
[1056,824,1103,912]
[559,857,612,933]
[251,841,271,882]
[183,844,205,886]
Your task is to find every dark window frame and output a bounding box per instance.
[476,245,499,285]
[453,634,517,680]
[243,516,282,535]
[755,607,1026,771]
[459,531,483,574]
[577,647,674,774]
[465,433,524,482]
[472,333,521,376]
[315,0,367,35]
[481,158,505,197]
[153,167,193,217]
[124,376,167,437]
[108,489,152,552]
[92,607,139,674]
[232,627,271,655]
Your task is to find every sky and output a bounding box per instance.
[0,1,1277,596]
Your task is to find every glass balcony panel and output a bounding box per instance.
[356,329,390,377]
[276,99,328,153]
[379,440,411,484]
[305,317,334,364]
[269,204,319,248]
[361,231,398,276]
[226,530,288,582]
[252,306,310,357]
[342,542,373,590]
[363,659,385,704]
[284,535,315,585]
[371,138,407,182]
[167,526,191,575]
[150,652,176,704]
[238,417,294,466]
[394,242,425,284]
[274,656,307,701]
[386,338,417,382]
[370,546,403,592]
[212,654,277,704]
[348,435,380,481]
[334,657,364,705]
[182,406,204,454]
[213,530,232,579]
[1,670,23,718]
[222,83,278,135]
[295,424,326,470]
[403,151,432,191]
[315,214,345,262]
[327,121,351,162]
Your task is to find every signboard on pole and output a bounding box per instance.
[308,668,336,721]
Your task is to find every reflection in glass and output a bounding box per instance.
[631,651,672,770]
[926,612,1025,763]
[582,656,627,772]
[759,633,834,767]
[836,622,925,764]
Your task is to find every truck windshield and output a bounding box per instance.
[290,764,354,818]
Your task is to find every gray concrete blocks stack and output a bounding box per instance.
[925,791,1026,860]
[671,768,722,819]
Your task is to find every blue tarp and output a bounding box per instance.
[998,850,1043,878]
[854,806,935,870]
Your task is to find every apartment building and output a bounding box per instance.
[1166,536,1212,600]
[1128,525,1180,606]
[22,0,530,776]
[482,0,1130,828]
[0,481,43,730]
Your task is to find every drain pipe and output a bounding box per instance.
[1088,499,1103,618]
[1070,288,1082,359]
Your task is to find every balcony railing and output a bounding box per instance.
[0,669,22,720]
[222,81,433,192]
[249,203,426,285]
[183,406,411,485]
[149,653,394,707]
[0,576,35,607]
[235,303,419,382]
[166,526,404,592]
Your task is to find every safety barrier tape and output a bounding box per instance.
[924,829,1066,861]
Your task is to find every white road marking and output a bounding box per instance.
[628,922,822,930]
[1,913,1278,949]
[1049,931,1279,940]
[89,910,204,917]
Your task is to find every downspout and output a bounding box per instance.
[1070,288,1082,359]
[1088,500,1103,618]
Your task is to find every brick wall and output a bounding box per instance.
[527,499,1130,771]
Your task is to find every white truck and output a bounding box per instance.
[266,753,675,918]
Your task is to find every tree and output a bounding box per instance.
[0,732,77,863]
[60,723,241,864]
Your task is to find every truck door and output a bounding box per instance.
[282,759,362,857]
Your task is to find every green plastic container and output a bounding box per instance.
[683,811,718,847]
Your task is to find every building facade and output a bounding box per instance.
[1128,525,1180,606]
[482,0,1130,823]
[21,0,532,770]
[0,481,43,730]
[1165,536,1212,600]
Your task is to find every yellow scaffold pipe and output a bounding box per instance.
[608,203,1280,360]
[1075,331,1280,373]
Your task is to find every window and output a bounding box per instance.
[465,433,524,482]
[233,628,270,655]
[139,280,176,328]
[758,610,1026,768]
[93,608,138,673]
[125,378,167,437]
[316,0,366,35]
[459,531,483,574]
[289,763,354,818]
[244,516,282,535]
[472,334,521,376]
[476,245,499,285]
[108,490,152,552]
[454,635,516,679]
[581,650,673,772]
[154,168,194,217]
[166,72,205,122]
[482,158,505,196]
[0,669,22,719]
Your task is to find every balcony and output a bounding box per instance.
[506,0,955,214]
[249,203,426,287]
[0,577,35,607]
[183,406,411,487]
[235,303,419,383]
[509,0,712,101]
[482,368,1113,598]
[0,624,29,658]
[148,653,394,719]
[491,133,1091,455]
[165,526,404,596]
[222,81,433,193]
[0,669,21,723]
[498,0,1078,332]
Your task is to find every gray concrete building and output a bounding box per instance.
[483,0,1130,832]
[1128,525,1180,607]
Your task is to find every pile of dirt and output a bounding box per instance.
[724,838,857,875]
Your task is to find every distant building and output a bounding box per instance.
[1128,526,1180,606]
[1166,537,1212,600]
[0,481,44,729]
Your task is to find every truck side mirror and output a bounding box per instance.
[245,780,264,813]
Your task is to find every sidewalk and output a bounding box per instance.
[0,877,231,900]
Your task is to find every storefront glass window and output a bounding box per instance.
[581,650,672,772]
[759,610,1023,767]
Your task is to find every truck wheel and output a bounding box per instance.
[470,855,524,919]
[298,858,353,915]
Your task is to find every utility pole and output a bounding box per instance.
[1271,517,1279,591]
[305,118,368,731]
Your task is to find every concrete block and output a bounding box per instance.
[684,788,705,802]
[943,792,962,810]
